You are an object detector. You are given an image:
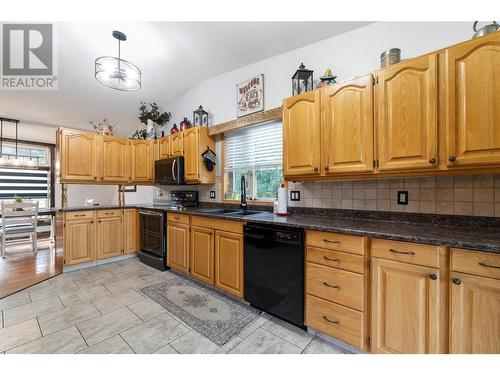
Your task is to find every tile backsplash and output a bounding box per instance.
[155,174,500,217]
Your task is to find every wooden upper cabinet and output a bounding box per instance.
[99,136,130,182]
[159,136,171,159]
[170,132,184,157]
[58,129,98,182]
[377,54,438,171]
[371,258,443,354]
[190,225,215,285]
[167,222,190,273]
[283,90,321,177]
[184,127,200,182]
[450,271,500,354]
[64,219,95,265]
[445,32,500,167]
[321,74,374,174]
[215,230,244,298]
[131,140,153,183]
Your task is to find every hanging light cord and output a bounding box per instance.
[0,118,3,158]
[15,120,19,158]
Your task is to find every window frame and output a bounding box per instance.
[0,137,55,208]
[221,132,284,207]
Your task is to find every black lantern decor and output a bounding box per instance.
[193,105,209,127]
[292,63,314,96]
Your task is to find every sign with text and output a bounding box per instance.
[1,23,58,90]
[236,74,264,118]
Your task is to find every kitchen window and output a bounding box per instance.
[223,121,283,202]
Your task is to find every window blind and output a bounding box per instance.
[0,167,50,200]
[224,121,282,170]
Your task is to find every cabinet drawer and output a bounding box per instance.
[191,215,243,234]
[306,294,364,349]
[307,246,364,274]
[307,231,364,255]
[97,209,122,218]
[371,238,439,268]
[167,213,190,225]
[451,248,500,280]
[306,262,364,311]
[65,211,95,221]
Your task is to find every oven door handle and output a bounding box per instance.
[172,159,177,183]
[139,210,163,217]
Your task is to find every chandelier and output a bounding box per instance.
[95,31,141,91]
[0,117,38,168]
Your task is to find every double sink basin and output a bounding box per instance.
[197,208,263,217]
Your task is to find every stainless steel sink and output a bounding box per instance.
[197,208,262,216]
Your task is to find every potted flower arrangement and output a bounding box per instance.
[131,102,171,140]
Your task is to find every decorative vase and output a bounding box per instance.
[179,117,192,131]
[146,119,155,139]
[170,124,179,134]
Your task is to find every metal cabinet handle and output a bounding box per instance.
[429,274,438,280]
[314,167,319,172]
[389,248,415,255]
[324,166,329,171]
[323,282,341,289]
[449,156,456,162]
[75,214,85,217]
[429,158,436,164]
[478,262,500,270]
[323,239,341,244]
[323,256,341,262]
[323,316,340,324]
[452,278,461,285]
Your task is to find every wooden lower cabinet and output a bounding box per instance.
[96,216,123,260]
[64,219,96,265]
[215,230,244,298]
[450,271,500,354]
[371,258,443,353]
[167,222,190,273]
[123,209,138,254]
[190,226,215,285]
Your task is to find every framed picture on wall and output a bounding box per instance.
[236,74,264,118]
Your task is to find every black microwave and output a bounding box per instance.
[154,156,185,185]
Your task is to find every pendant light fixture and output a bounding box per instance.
[0,117,38,169]
[95,30,141,91]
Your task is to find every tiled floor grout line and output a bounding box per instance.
[74,324,90,350]
[259,326,308,352]
[119,333,137,354]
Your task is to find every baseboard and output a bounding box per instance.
[307,328,366,354]
[63,253,137,273]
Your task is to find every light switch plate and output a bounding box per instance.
[290,191,301,201]
[397,191,408,205]
[210,191,216,199]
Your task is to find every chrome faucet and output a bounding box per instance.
[240,175,247,212]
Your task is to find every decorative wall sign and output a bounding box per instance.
[237,74,264,118]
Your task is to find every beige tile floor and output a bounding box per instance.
[0,258,351,354]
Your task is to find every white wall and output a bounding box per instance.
[165,22,471,125]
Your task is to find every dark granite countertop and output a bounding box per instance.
[56,203,500,254]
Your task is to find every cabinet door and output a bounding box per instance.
[171,132,184,157]
[159,136,171,159]
[371,258,442,353]
[123,209,138,254]
[190,226,214,285]
[100,136,130,182]
[131,140,153,183]
[322,74,374,174]
[96,216,123,259]
[450,272,500,354]
[445,33,500,167]
[64,219,95,265]
[283,90,321,177]
[377,54,438,171]
[59,130,98,182]
[215,231,244,298]
[167,222,189,273]
[184,127,200,182]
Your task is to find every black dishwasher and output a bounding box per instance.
[244,223,305,328]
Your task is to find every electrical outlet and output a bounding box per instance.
[397,191,408,205]
[290,191,301,201]
[209,191,216,199]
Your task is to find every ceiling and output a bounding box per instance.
[0,22,371,136]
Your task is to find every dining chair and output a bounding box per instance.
[0,201,39,257]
